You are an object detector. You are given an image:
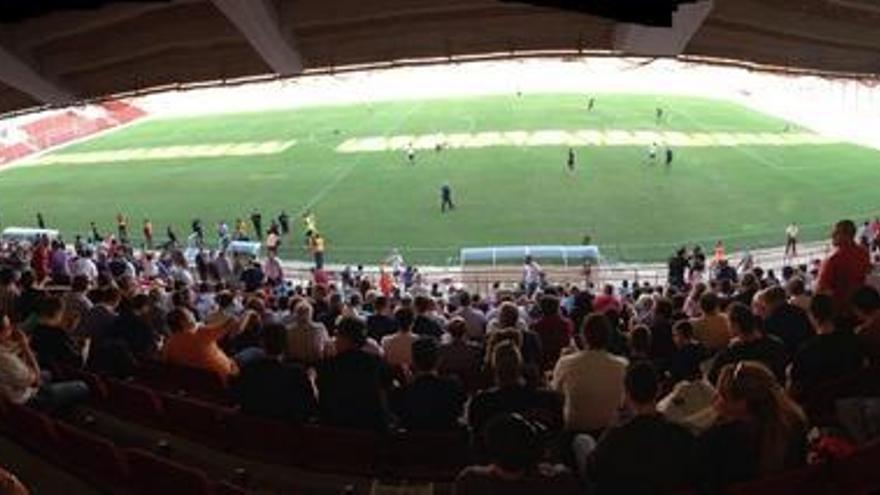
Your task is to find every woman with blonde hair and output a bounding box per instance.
[697,361,808,492]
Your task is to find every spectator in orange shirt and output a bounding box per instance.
[817,220,871,322]
[161,307,247,381]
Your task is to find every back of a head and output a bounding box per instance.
[836,219,857,240]
[492,341,523,385]
[216,291,234,309]
[625,362,659,406]
[459,291,472,307]
[336,315,367,348]
[483,413,541,473]
[71,274,89,292]
[166,307,192,334]
[262,323,287,357]
[294,300,314,324]
[414,295,431,313]
[629,325,651,354]
[583,312,611,350]
[412,337,439,373]
[37,296,64,322]
[809,293,834,325]
[394,305,415,332]
[727,302,756,336]
[446,316,467,340]
[498,302,520,328]
[654,297,673,319]
[786,277,805,297]
[852,285,880,314]
[374,295,389,312]
[762,286,787,310]
[538,295,560,317]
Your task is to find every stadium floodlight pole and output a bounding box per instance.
[211,0,304,76]
[0,46,76,106]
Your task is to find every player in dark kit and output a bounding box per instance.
[587,97,595,112]
[567,147,576,173]
[250,209,263,240]
[440,183,455,213]
[656,107,664,123]
[665,147,674,167]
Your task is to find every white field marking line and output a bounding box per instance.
[335,129,840,153]
[297,102,425,213]
[20,140,298,165]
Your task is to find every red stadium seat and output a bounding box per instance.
[55,421,130,489]
[136,362,230,404]
[104,378,164,426]
[724,463,833,495]
[3,404,60,453]
[299,426,382,475]
[124,448,213,495]
[830,440,880,495]
[162,393,232,449]
[214,481,251,495]
[225,412,305,465]
[386,429,470,480]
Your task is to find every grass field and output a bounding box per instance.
[2,93,879,265]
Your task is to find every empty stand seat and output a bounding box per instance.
[226,412,305,465]
[386,430,470,480]
[104,379,164,425]
[214,481,251,495]
[55,421,130,488]
[3,404,60,460]
[136,362,230,403]
[162,393,232,448]
[124,448,213,495]
[300,426,382,475]
[831,440,880,495]
[725,463,832,495]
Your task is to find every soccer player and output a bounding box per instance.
[440,182,455,213]
[116,213,128,241]
[406,142,416,165]
[167,225,178,247]
[143,219,153,249]
[587,97,595,112]
[648,142,658,163]
[250,208,263,240]
[656,107,664,123]
[665,147,674,167]
[278,210,290,235]
[567,147,576,173]
[785,222,799,258]
[302,210,317,239]
[191,218,204,244]
[36,212,45,229]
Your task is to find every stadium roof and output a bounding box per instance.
[0,0,879,115]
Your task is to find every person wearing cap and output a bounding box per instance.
[317,316,392,431]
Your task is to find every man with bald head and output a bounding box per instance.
[817,220,871,322]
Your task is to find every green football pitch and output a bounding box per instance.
[2,93,879,265]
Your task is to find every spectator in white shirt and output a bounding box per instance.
[552,313,628,433]
[381,306,418,369]
[285,300,329,365]
[72,250,98,283]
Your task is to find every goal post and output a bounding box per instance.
[459,245,600,268]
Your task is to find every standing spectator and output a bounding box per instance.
[576,363,696,494]
[667,248,688,288]
[708,303,788,384]
[456,291,487,342]
[690,292,730,353]
[853,285,880,363]
[593,285,621,314]
[381,306,418,369]
[233,323,317,422]
[308,233,325,270]
[531,295,573,371]
[317,316,391,431]
[143,219,153,249]
[454,413,579,495]
[522,256,542,296]
[785,222,799,258]
[284,300,329,365]
[391,338,466,431]
[817,219,871,321]
[760,286,813,359]
[250,209,263,240]
[697,361,808,493]
[789,294,864,393]
[551,313,628,433]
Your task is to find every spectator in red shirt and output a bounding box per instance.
[817,220,870,321]
[593,284,621,314]
[531,295,573,371]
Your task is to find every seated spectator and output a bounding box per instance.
[29,296,84,370]
[786,277,811,312]
[62,274,92,323]
[0,311,89,413]
[816,219,870,322]
[412,295,444,339]
[468,342,563,437]
[708,303,788,384]
[366,295,397,342]
[690,292,730,353]
[456,291,488,342]
[438,317,483,386]
[486,302,542,370]
[0,268,19,321]
[233,323,317,422]
[552,313,628,434]
[109,293,159,359]
[0,466,28,495]
[391,338,466,431]
[454,413,579,495]
[284,300,329,365]
[381,306,417,369]
[649,297,676,365]
[789,294,864,394]
[577,363,696,494]
[658,353,717,434]
[668,320,708,384]
[317,316,391,431]
[78,286,120,340]
[852,285,880,363]
[161,307,241,380]
[531,295,573,371]
[697,361,808,493]
[761,286,813,359]
[627,325,652,364]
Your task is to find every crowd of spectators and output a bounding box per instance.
[0,219,879,494]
